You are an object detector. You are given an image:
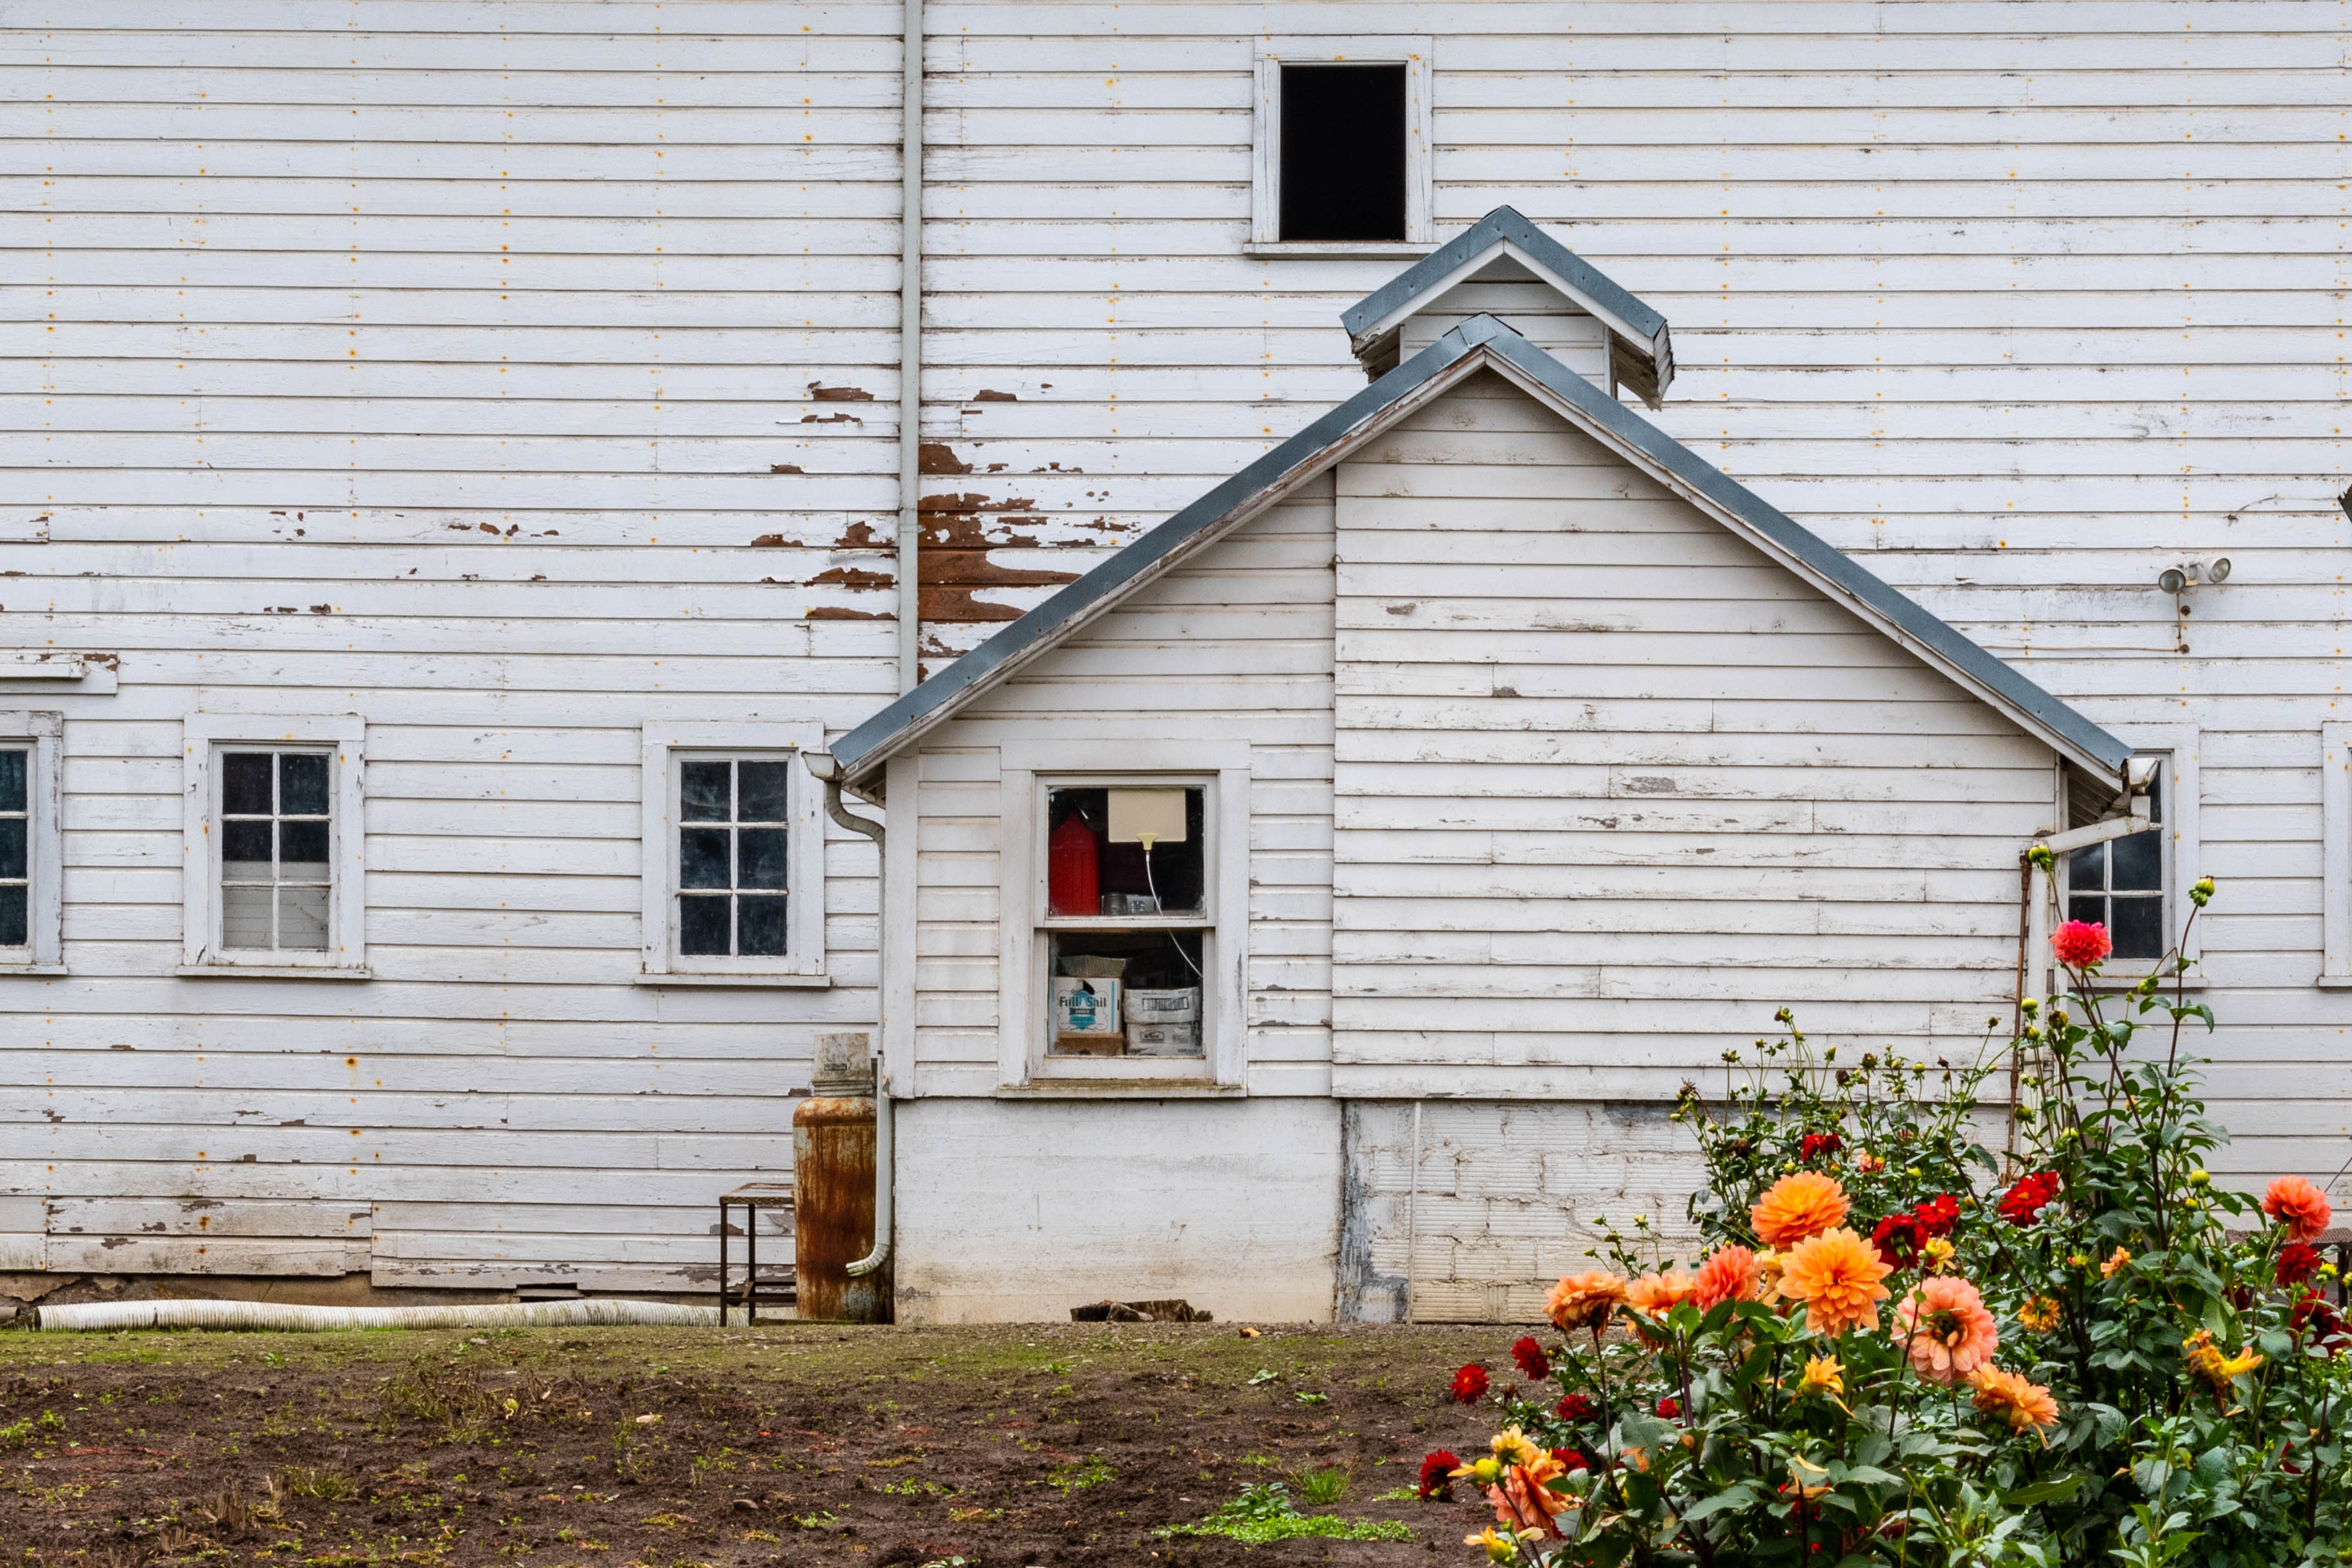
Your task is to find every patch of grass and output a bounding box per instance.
[1289,1463,1350,1506]
[274,1464,357,1501]
[1047,1453,1115,1492]
[1158,1481,1414,1546]
[1374,1484,1420,1502]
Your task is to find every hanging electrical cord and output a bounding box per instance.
[1138,833,1204,982]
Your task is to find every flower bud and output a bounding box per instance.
[2191,876,2215,907]
[2189,1168,2210,1187]
[2028,844,2055,872]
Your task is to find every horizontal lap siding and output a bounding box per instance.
[3,5,900,1285]
[1331,374,2052,1095]
[911,480,1336,1093]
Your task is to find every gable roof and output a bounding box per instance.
[830,315,2132,791]
[1340,206,1675,404]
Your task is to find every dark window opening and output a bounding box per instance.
[1279,64,1407,242]
[2067,766,2165,961]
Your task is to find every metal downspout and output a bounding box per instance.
[895,0,924,698]
[808,757,894,1284]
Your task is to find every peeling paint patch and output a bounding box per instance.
[807,382,874,402]
[918,443,972,475]
[971,389,1018,402]
[768,464,804,475]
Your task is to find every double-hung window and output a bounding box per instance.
[2058,732,2199,981]
[0,712,63,973]
[639,721,826,985]
[181,714,367,976]
[995,739,1250,1088]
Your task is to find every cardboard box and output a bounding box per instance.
[1054,1034,1126,1057]
[1124,986,1201,1023]
[1127,1021,1201,1056]
[1052,977,1122,1040]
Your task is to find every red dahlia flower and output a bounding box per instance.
[1914,1194,1960,1238]
[1450,1364,1489,1404]
[1655,1396,1681,1419]
[1555,1393,1597,1423]
[1510,1335,1551,1382]
[2000,1171,2061,1228]
[2279,1242,2324,1288]
[1871,1211,1926,1269]
[1417,1449,1460,1499]
[2053,919,2112,969]
[1550,1447,1593,1474]
[2294,1292,2350,1353]
[1799,1132,1843,1161]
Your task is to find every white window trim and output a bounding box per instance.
[2059,725,2200,983]
[179,712,367,979]
[0,711,64,974]
[2320,723,2352,986]
[638,720,828,987]
[996,738,1250,1093]
[1248,35,1434,254]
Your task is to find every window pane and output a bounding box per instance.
[2111,895,2163,960]
[680,761,732,822]
[678,894,730,955]
[2067,843,2105,890]
[279,752,330,817]
[738,828,788,890]
[222,884,275,948]
[279,820,330,877]
[0,885,22,947]
[222,752,274,815]
[2067,895,2106,929]
[2144,771,2163,826]
[222,820,273,877]
[738,761,791,822]
[680,827,730,890]
[0,749,24,815]
[2109,828,2161,892]
[738,894,788,956]
[278,885,330,950]
[0,818,22,881]
[1278,64,1408,242]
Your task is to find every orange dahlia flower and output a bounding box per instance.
[1626,1268,1701,1317]
[1891,1275,1999,1386]
[1967,1364,2059,1432]
[1693,1245,1760,1308]
[1545,1270,1630,1334]
[1751,1171,1851,1248]
[1780,1226,1893,1335]
[2265,1175,2333,1242]
[1484,1449,1570,1539]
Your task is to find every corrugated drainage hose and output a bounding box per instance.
[36,1298,719,1334]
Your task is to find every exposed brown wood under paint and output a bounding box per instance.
[918,442,972,475]
[971,389,1018,402]
[806,565,894,590]
[768,464,805,474]
[806,382,874,402]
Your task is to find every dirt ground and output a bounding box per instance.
[0,1319,1528,1567]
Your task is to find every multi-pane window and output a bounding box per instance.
[677,757,791,958]
[219,750,333,951]
[2068,766,2166,961]
[0,748,26,948]
[1040,784,1209,1061]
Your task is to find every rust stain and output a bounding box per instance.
[808,381,874,402]
[768,463,804,475]
[917,442,971,475]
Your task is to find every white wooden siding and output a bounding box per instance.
[905,477,1337,1097]
[1329,371,2057,1096]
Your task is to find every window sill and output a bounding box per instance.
[177,964,370,981]
[635,970,831,989]
[998,1080,1245,1100]
[1244,240,1433,260]
[0,964,67,977]
[2317,974,2352,991]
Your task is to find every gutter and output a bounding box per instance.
[804,751,895,1283]
[895,0,924,696]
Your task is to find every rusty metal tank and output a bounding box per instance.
[793,1032,891,1322]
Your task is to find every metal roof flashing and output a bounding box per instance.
[1341,206,1675,402]
[829,313,2130,791]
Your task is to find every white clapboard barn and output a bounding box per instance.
[4,4,2349,1319]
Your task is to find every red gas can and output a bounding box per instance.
[1048,813,1099,916]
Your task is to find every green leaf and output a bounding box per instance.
[1681,1484,1757,1522]
[2005,1476,2083,1506]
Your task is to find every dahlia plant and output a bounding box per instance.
[1448,877,2352,1568]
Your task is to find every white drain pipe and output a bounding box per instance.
[37,1297,718,1334]
[895,0,925,694]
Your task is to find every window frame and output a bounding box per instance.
[1249,35,1434,257]
[0,710,64,974]
[638,720,827,987]
[996,739,1250,1092]
[2058,727,2200,982]
[180,712,367,979]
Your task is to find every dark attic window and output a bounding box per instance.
[1279,63,1408,242]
